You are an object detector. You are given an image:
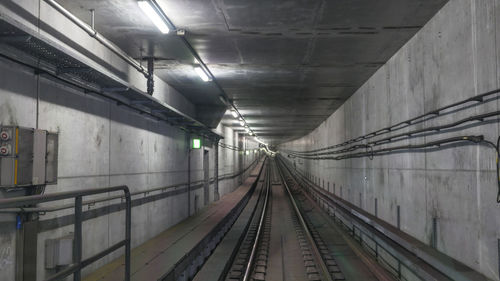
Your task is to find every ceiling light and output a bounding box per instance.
[138,1,170,34]
[194,67,211,82]
[231,110,238,118]
[245,128,250,133]
[239,121,245,126]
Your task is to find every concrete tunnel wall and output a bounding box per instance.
[279,0,500,280]
[0,53,260,280]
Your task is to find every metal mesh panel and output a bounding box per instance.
[0,18,221,140]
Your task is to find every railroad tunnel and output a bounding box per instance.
[0,0,499,280]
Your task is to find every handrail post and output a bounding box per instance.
[74,196,83,281]
[0,185,131,281]
[124,189,131,281]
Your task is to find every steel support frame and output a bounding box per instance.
[0,186,132,281]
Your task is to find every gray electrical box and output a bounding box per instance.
[0,126,58,187]
[45,235,73,269]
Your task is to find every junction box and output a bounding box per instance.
[0,126,58,187]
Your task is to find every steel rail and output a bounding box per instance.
[278,156,490,281]
[275,161,334,281]
[276,157,399,281]
[242,162,271,281]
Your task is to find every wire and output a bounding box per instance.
[290,111,500,157]
[286,135,500,204]
[295,89,500,154]
[218,142,244,152]
[286,135,484,160]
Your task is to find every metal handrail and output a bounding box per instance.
[0,157,260,214]
[0,186,131,281]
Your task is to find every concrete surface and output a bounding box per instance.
[83,162,262,281]
[0,54,258,281]
[55,0,448,143]
[0,0,196,118]
[280,0,500,280]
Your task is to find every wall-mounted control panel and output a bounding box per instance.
[0,126,58,187]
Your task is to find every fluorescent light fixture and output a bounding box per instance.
[231,110,238,118]
[245,128,250,133]
[194,67,211,82]
[138,1,170,34]
[239,121,245,126]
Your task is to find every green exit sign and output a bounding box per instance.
[192,138,201,149]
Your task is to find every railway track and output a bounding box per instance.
[196,155,476,281]
[225,159,359,281]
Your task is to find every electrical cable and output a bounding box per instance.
[282,100,500,204]
[295,88,500,154]
[286,135,500,204]
[218,142,244,152]
[286,135,484,160]
[288,111,500,157]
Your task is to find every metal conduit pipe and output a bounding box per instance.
[0,157,261,214]
[43,0,149,78]
[43,0,259,140]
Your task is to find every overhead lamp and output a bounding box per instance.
[138,1,170,34]
[239,121,245,126]
[194,67,211,82]
[245,128,250,133]
[231,110,238,118]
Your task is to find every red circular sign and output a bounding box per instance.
[0,147,7,155]
[0,132,8,140]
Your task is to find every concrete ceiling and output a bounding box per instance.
[57,0,447,144]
